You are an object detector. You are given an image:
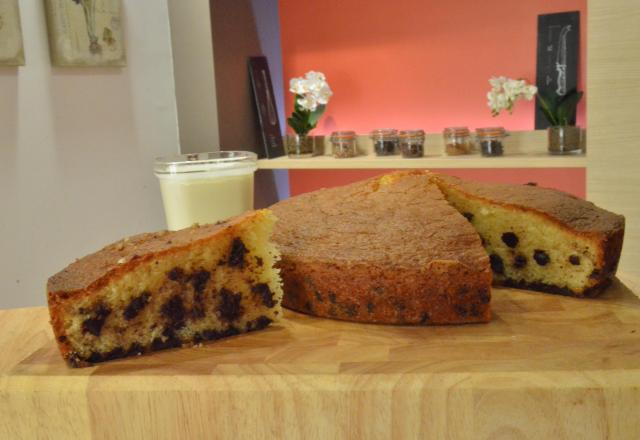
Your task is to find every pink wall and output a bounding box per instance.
[279,0,587,197]
[289,169,586,198]
[280,0,587,134]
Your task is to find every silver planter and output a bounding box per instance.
[548,126,583,155]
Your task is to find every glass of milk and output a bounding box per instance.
[154,151,258,230]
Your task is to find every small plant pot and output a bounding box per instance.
[548,126,583,155]
[286,134,314,158]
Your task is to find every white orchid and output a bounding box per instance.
[288,70,332,136]
[289,70,333,111]
[487,76,537,116]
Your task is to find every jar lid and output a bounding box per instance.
[475,127,506,137]
[330,131,356,140]
[370,128,398,139]
[398,129,425,138]
[443,126,470,136]
[154,151,257,175]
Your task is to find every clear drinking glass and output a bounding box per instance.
[154,151,257,230]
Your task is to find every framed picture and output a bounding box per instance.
[45,0,126,67]
[248,56,285,159]
[535,11,580,128]
[0,0,25,66]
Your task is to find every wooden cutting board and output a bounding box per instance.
[2,277,640,439]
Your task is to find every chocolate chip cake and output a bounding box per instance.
[270,171,492,325]
[433,174,625,297]
[47,210,283,367]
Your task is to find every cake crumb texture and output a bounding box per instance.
[47,210,283,367]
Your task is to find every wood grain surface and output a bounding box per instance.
[1,277,640,439]
[587,0,640,279]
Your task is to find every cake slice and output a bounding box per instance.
[47,209,283,367]
[270,171,492,325]
[433,174,625,297]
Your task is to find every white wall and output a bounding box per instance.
[0,1,179,308]
[168,0,220,153]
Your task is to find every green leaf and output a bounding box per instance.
[537,94,559,126]
[557,90,583,126]
[308,104,326,127]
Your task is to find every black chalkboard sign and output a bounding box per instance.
[535,11,580,129]
[248,56,285,159]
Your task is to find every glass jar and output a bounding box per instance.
[154,151,257,230]
[443,127,473,155]
[286,134,314,158]
[398,130,425,158]
[330,131,358,158]
[370,128,398,156]
[548,125,583,155]
[476,127,507,157]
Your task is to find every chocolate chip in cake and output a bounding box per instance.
[392,299,406,312]
[458,285,470,297]
[419,312,430,324]
[151,335,181,351]
[489,254,504,274]
[314,290,324,303]
[58,335,67,343]
[569,255,581,265]
[191,304,205,319]
[87,352,103,363]
[533,250,550,266]
[228,238,248,268]
[462,212,474,222]
[478,288,491,304]
[190,269,211,294]
[254,316,272,329]
[123,291,151,321]
[167,267,185,281]
[218,288,243,322]
[328,292,337,303]
[513,254,527,269]
[126,343,144,356]
[367,302,375,313]
[255,256,264,267]
[304,301,314,313]
[469,303,481,317]
[455,305,468,317]
[82,304,111,337]
[344,303,358,317]
[246,317,271,331]
[161,295,186,329]
[501,232,519,248]
[103,347,126,362]
[252,283,276,308]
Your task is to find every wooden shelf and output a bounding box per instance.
[258,152,587,170]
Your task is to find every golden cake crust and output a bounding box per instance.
[433,174,625,234]
[271,171,492,324]
[48,214,252,298]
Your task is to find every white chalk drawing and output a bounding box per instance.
[555,25,572,96]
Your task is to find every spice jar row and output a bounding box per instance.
[287,127,510,158]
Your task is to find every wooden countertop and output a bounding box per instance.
[2,277,640,439]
